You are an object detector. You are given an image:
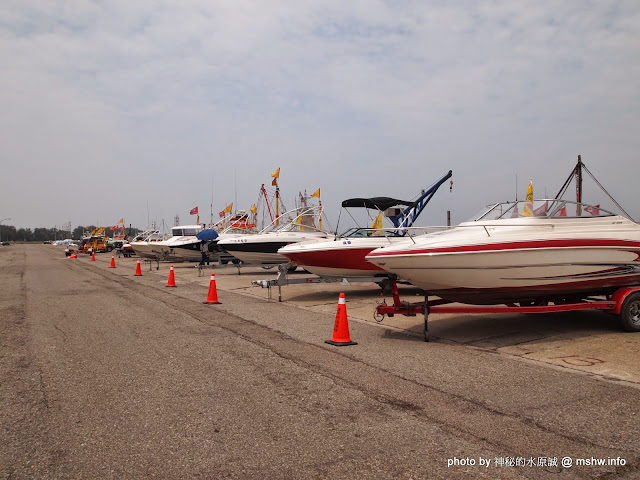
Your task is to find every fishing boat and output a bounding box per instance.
[278,170,452,278]
[366,160,640,305]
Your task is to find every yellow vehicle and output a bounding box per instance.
[80,235,109,253]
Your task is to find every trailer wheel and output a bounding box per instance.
[620,292,640,332]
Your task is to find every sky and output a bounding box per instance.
[1,1,639,232]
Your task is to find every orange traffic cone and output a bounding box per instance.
[91,252,96,261]
[166,265,177,287]
[109,256,116,268]
[69,254,77,259]
[134,259,143,276]
[325,293,357,346]
[203,273,221,304]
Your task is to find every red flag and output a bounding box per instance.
[555,206,567,217]
[190,206,198,215]
[219,211,225,218]
[584,205,600,216]
[533,201,548,217]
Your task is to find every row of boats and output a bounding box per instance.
[130,159,640,308]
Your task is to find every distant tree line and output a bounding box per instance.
[0,224,142,242]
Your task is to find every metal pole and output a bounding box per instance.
[576,154,583,216]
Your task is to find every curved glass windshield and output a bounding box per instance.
[171,227,199,236]
[473,200,617,221]
[342,227,404,238]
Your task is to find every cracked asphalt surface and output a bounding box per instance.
[2,245,640,479]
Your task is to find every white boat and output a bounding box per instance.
[218,205,330,267]
[129,227,202,261]
[278,171,452,278]
[365,199,640,304]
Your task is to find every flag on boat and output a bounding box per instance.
[555,206,567,216]
[311,188,320,198]
[521,179,534,217]
[533,200,548,216]
[584,205,600,216]
[190,206,198,215]
[371,213,383,230]
[271,167,280,186]
[219,203,233,218]
[250,204,257,214]
[510,203,519,218]
[118,218,124,224]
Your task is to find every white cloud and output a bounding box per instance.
[1,0,639,229]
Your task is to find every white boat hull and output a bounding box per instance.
[366,216,640,304]
[220,231,330,265]
[131,228,202,262]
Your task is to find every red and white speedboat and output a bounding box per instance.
[365,199,640,304]
[278,171,453,279]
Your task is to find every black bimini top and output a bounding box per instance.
[341,197,416,210]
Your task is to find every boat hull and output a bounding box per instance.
[219,232,330,265]
[279,238,393,278]
[366,218,640,304]
[131,236,202,261]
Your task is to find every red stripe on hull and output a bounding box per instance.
[282,247,384,272]
[369,239,640,258]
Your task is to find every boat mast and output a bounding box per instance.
[576,155,583,216]
[261,184,274,223]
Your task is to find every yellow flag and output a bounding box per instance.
[224,203,233,214]
[250,204,257,214]
[118,218,124,224]
[271,167,280,179]
[311,188,320,198]
[521,179,534,217]
[371,213,383,230]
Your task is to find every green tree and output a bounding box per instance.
[16,228,33,242]
[0,224,16,242]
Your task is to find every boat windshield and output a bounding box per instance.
[171,227,200,236]
[341,227,404,238]
[132,230,166,242]
[472,200,618,221]
[258,205,326,234]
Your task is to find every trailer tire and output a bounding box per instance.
[620,292,640,332]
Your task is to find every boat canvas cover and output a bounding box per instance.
[341,197,416,210]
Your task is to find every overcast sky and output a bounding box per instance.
[2,1,639,231]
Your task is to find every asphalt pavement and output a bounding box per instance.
[1,244,639,479]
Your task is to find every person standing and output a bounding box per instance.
[199,241,209,266]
